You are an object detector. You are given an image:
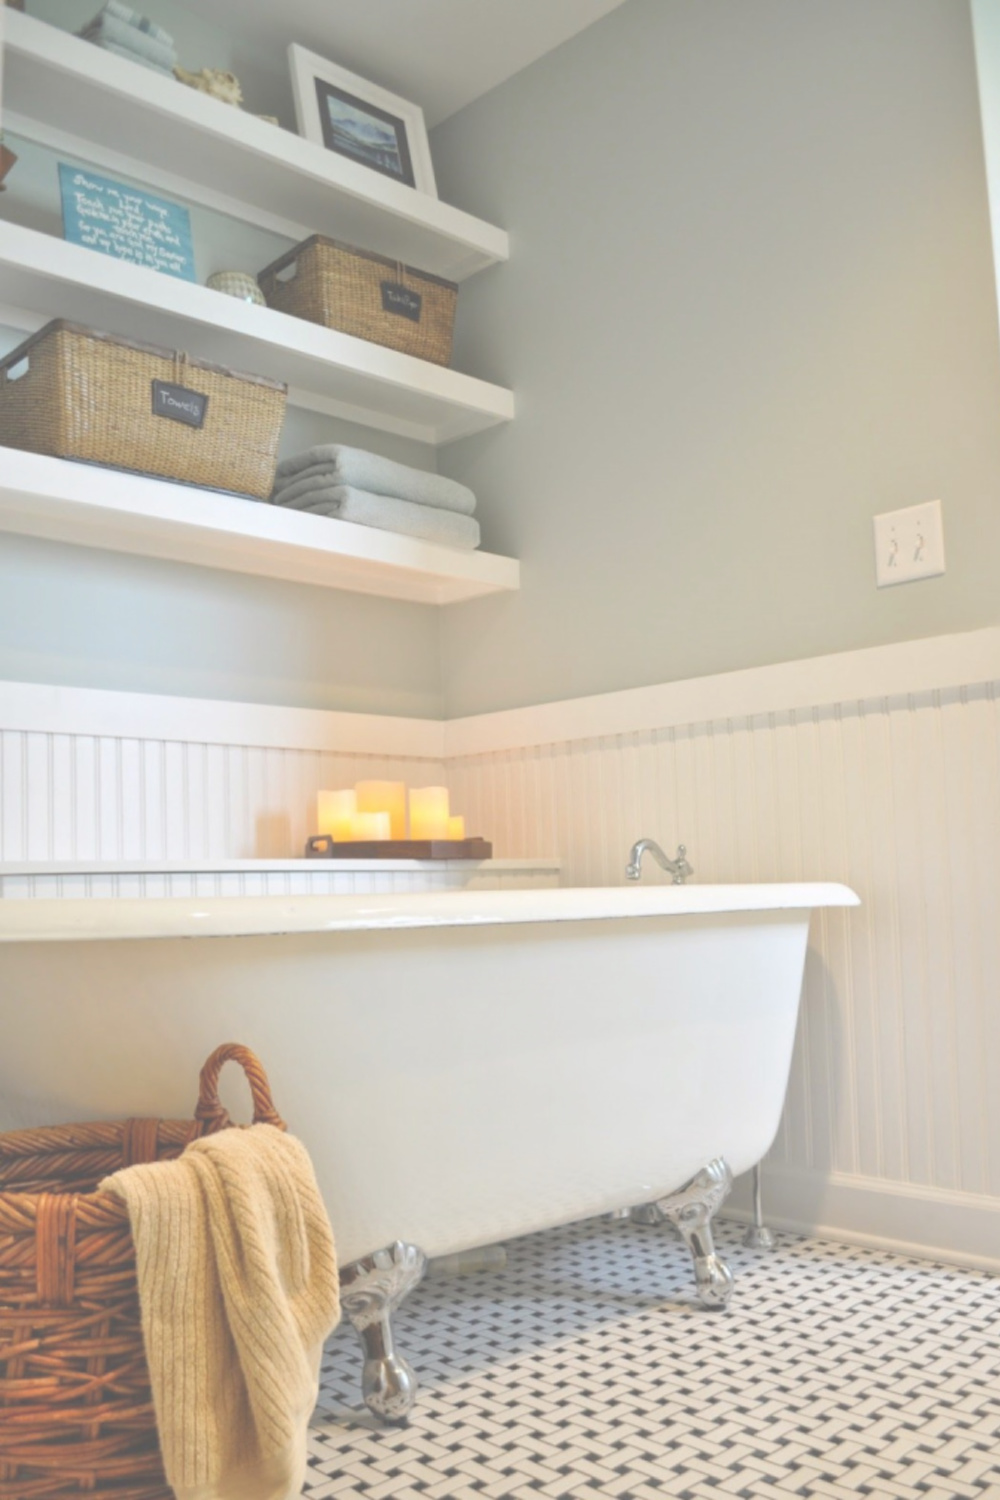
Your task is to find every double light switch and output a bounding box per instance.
[873,500,945,587]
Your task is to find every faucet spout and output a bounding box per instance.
[626,838,693,884]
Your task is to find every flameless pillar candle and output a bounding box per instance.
[317,789,356,842]
[350,811,391,841]
[447,815,465,840]
[409,786,450,840]
[355,781,407,840]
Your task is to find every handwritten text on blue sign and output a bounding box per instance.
[59,165,196,281]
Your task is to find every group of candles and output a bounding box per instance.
[317,781,466,843]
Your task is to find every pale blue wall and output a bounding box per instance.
[432,0,1000,715]
[0,532,442,715]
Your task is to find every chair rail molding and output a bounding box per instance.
[442,626,1000,756]
[3,625,1000,752]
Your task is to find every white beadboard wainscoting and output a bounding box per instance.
[2,625,1000,1267]
[0,681,446,863]
[446,630,1000,1272]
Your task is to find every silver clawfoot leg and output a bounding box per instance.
[743,1162,775,1250]
[633,1157,735,1308]
[339,1241,426,1422]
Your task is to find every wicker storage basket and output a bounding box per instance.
[258,236,457,366]
[0,321,287,499]
[0,1044,286,1500]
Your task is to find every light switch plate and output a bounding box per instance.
[873,500,945,587]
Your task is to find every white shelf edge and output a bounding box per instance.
[1,11,509,281]
[0,222,515,445]
[0,448,520,605]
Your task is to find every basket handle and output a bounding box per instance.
[194,1043,287,1132]
[1,354,29,383]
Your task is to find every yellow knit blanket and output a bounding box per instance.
[101,1124,340,1500]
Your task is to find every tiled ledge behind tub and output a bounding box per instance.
[0,859,562,900]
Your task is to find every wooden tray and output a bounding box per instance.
[306,835,492,860]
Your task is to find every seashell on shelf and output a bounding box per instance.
[173,66,243,106]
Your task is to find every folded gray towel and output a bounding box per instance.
[86,38,177,71]
[81,14,177,66]
[271,485,480,550]
[273,445,475,516]
[102,0,174,46]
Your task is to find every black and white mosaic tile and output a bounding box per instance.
[306,1218,1000,1499]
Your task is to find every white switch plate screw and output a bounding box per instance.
[873,500,945,587]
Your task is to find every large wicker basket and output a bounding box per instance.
[258,235,457,366]
[0,321,287,499]
[0,1044,286,1500]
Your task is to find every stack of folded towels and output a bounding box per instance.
[79,2,178,75]
[269,444,480,550]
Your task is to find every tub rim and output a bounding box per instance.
[0,881,860,944]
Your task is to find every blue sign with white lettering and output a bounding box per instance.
[59,164,197,281]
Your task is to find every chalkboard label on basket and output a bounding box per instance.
[381,281,423,322]
[151,380,209,428]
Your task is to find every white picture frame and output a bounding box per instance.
[289,44,437,198]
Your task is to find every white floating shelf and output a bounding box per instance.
[0,223,514,445]
[1,10,508,282]
[0,448,520,605]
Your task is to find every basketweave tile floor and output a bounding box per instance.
[305,1217,1000,1500]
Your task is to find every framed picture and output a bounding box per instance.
[289,44,436,198]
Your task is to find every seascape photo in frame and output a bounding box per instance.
[289,44,437,197]
[316,81,414,187]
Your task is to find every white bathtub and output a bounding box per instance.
[0,882,858,1417]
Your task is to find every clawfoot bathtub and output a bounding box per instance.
[0,882,857,1418]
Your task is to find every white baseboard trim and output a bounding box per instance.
[2,625,999,758]
[726,1165,1000,1274]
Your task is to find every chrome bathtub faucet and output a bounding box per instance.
[625,838,693,884]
